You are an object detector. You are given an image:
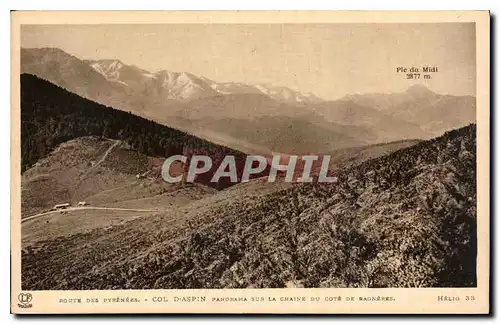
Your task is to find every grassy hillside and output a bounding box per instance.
[22,124,476,289]
[324,139,422,168]
[21,136,216,218]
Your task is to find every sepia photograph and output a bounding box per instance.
[10,11,490,314]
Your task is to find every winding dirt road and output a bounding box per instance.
[21,206,164,224]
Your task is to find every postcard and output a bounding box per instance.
[11,10,490,314]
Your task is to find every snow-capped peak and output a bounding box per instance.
[90,60,127,83]
[87,58,324,102]
[252,84,322,103]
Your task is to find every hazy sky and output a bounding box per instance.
[21,23,476,99]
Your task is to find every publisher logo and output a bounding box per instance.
[18,293,33,308]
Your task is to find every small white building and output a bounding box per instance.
[54,203,70,209]
[78,201,88,207]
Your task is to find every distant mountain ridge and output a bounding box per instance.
[340,85,476,137]
[84,56,323,104]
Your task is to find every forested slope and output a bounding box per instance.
[21,74,255,188]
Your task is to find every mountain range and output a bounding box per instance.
[21,47,476,154]
[19,48,478,289]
